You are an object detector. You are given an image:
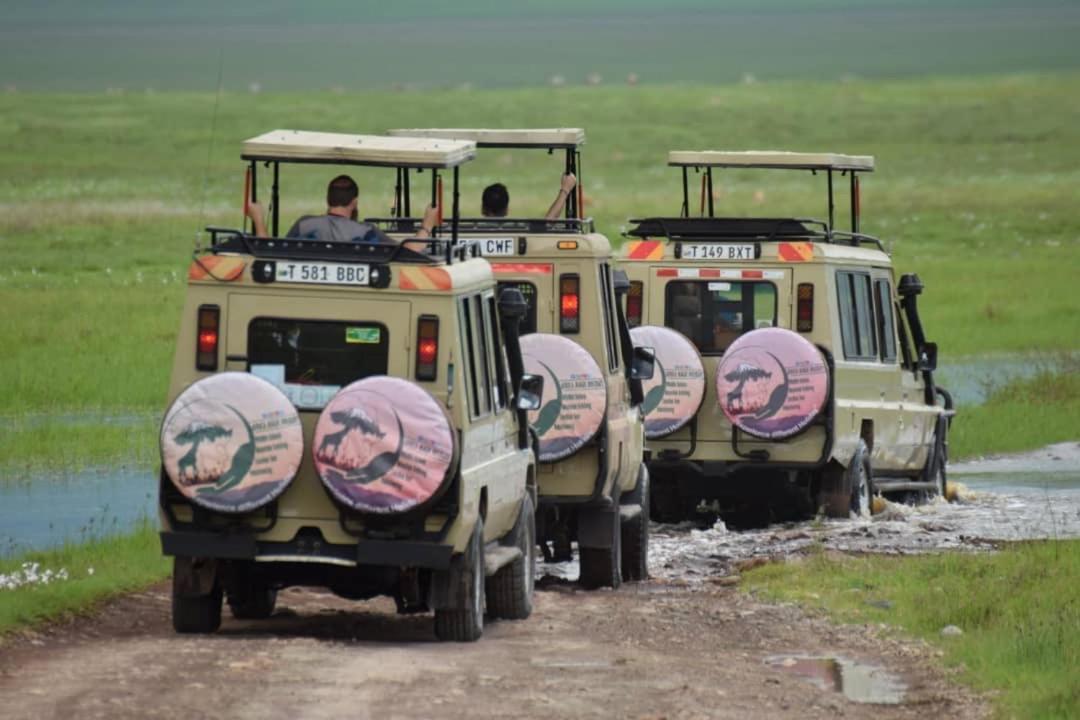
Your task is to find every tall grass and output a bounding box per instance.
[744,540,1080,719]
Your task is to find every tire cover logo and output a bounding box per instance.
[160,372,303,514]
[630,325,706,439]
[715,327,830,440]
[314,376,455,514]
[521,334,607,463]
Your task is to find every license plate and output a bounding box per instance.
[681,243,756,261]
[274,261,369,286]
[466,238,516,256]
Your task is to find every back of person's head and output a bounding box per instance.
[482,183,509,217]
[327,175,359,208]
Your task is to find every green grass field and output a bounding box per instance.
[2,72,1079,468]
[744,541,1080,718]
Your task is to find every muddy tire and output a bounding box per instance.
[924,419,948,501]
[487,495,536,621]
[434,517,485,642]
[580,509,622,590]
[848,440,873,518]
[172,566,222,634]
[228,585,277,620]
[620,465,650,583]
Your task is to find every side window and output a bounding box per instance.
[598,264,620,372]
[459,297,482,418]
[485,295,510,410]
[470,295,492,416]
[836,271,878,361]
[874,279,897,363]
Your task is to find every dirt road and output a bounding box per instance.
[0,572,985,720]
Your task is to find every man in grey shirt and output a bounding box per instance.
[246,175,386,242]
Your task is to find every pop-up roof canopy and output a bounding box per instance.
[668,151,874,172]
[387,128,585,149]
[242,129,476,169]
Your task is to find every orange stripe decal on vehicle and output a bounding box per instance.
[778,242,814,262]
[399,266,452,291]
[490,263,554,275]
[626,240,664,261]
[187,256,246,282]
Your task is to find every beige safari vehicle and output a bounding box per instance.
[619,151,954,524]
[159,130,544,642]
[382,128,656,589]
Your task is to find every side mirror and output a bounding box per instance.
[516,373,544,412]
[919,342,938,372]
[630,346,656,381]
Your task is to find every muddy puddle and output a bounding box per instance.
[764,654,906,704]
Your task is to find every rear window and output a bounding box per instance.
[247,318,388,409]
[496,280,538,334]
[664,281,777,354]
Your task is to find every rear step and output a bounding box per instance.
[484,544,523,577]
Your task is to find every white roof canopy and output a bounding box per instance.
[387,128,585,148]
[242,129,476,168]
[668,151,874,172]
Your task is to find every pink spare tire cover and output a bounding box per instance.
[630,325,707,439]
[313,376,456,514]
[715,327,830,440]
[160,372,304,514]
[521,333,607,463]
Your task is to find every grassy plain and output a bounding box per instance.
[1,73,1079,469]
[0,522,169,636]
[744,540,1080,719]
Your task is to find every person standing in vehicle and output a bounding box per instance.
[481,173,578,220]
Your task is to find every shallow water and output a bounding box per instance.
[936,352,1077,406]
[764,654,906,704]
[0,467,156,558]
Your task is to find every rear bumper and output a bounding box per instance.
[160,531,454,570]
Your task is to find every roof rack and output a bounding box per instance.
[625,217,886,252]
[387,128,585,149]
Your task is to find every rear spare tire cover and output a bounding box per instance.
[313,376,456,514]
[629,325,707,439]
[160,372,304,514]
[715,327,830,440]
[520,334,607,463]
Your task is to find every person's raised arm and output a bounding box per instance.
[544,173,578,221]
[415,204,440,239]
[245,202,269,237]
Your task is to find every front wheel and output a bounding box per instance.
[487,495,536,620]
[434,517,485,642]
[848,439,873,518]
[621,465,650,583]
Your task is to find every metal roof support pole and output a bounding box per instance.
[394,168,402,219]
[451,165,460,245]
[271,161,280,238]
[564,149,575,219]
[850,172,859,234]
[404,169,411,217]
[576,150,584,220]
[706,167,715,218]
[249,160,258,203]
[826,168,835,232]
[681,166,689,218]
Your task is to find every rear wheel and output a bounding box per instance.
[580,508,622,590]
[487,495,536,620]
[171,558,222,634]
[621,465,650,583]
[434,517,485,642]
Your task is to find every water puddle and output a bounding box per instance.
[764,654,906,704]
[936,352,1078,406]
[0,467,156,558]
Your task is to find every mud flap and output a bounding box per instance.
[173,556,219,597]
[577,505,618,549]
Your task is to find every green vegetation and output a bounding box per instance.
[744,540,1080,719]
[952,363,1080,459]
[0,523,169,636]
[1,73,1079,467]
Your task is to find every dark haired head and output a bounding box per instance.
[482,183,509,217]
[326,175,359,208]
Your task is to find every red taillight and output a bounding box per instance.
[416,315,439,381]
[627,281,643,328]
[559,274,580,334]
[196,305,219,371]
[797,283,814,332]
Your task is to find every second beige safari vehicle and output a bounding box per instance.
[159,130,543,642]
[383,128,657,589]
[620,151,954,524]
